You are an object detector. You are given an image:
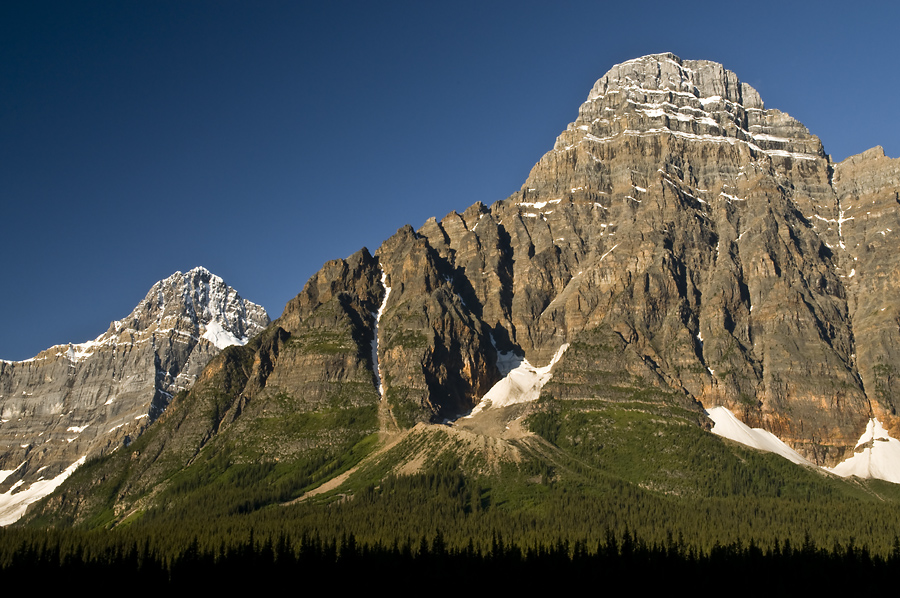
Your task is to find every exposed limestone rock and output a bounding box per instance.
[833,147,900,434]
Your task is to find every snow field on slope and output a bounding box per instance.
[201,320,249,350]
[706,406,810,465]
[469,343,569,416]
[825,419,900,484]
[708,406,900,485]
[0,457,86,526]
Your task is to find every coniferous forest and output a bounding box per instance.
[5,444,900,589]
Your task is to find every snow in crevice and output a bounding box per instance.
[468,343,570,416]
[825,419,900,484]
[370,269,392,398]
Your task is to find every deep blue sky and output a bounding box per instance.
[2,0,898,360]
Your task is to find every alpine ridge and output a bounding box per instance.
[0,267,269,524]
[15,53,900,526]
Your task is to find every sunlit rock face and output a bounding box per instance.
[0,267,268,519]
[212,54,900,467]
[407,53,876,466]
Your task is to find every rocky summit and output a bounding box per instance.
[0,267,269,523]
[12,54,900,526]
[363,52,897,466]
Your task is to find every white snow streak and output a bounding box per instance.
[517,198,562,210]
[371,270,392,398]
[599,244,619,262]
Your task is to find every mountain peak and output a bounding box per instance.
[0,268,270,524]
[590,53,764,109]
[132,268,268,347]
[523,53,823,197]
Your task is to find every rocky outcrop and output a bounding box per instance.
[0,267,268,522]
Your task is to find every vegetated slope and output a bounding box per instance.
[19,54,900,540]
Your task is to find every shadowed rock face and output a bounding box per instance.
[833,147,900,433]
[0,267,269,498]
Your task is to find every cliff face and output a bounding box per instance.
[16,54,900,525]
[832,147,900,432]
[116,55,896,466]
[396,53,890,466]
[0,267,268,521]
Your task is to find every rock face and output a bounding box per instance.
[832,147,900,433]
[18,54,900,525]
[400,53,889,466]
[135,54,894,467]
[0,267,269,521]
[85,54,900,466]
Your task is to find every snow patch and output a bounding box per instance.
[706,406,810,465]
[0,463,24,487]
[0,456,86,526]
[201,321,247,350]
[468,344,570,415]
[826,419,900,484]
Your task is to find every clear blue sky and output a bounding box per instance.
[2,0,898,360]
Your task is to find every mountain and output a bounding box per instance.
[16,53,900,529]
[0,267,269,524]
